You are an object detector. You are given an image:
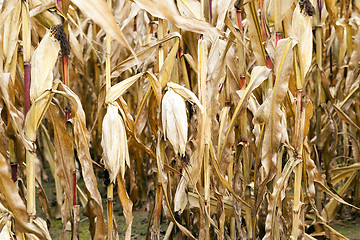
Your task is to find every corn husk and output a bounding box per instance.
[161,88,188,156]
[101,103,130,182]
[30,33,60,101]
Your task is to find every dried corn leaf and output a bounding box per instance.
[71,0,135,56]
[53,83,106,239]
[174,177,188,213]
[0,73,33,151]
[105,72,144,104]
[48,104,74,237]
[254,38,296,183]
[264,158,302,240]
[324,0,338,23]
[159,38,179,88]
[155,140,197,240]
[0,0,19,26]
[111,32,181,77]
[116,175,133,240]
[219,66,271,161]
[243,2,266,66]
[133,0,223,37]
[30,0,62,28]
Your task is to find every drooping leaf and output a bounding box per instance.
[254,38,296,184]
[71,0,136,57]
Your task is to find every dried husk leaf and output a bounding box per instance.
[174,177,188,213]
[162,88,188,156]
[291,4,313,81]
[25,91,54,142]
[167,82,204,113]
[254,38,296,183]
[2,0,21,70]
[30,33,60,101]
[102,103,129,182]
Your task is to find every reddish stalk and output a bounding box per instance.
[259,0,267,41]
[240,75,246,90]
[62,56,72,121]
[24,63,31,115]
[236,10,243,34]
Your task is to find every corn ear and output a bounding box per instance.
[30,33,60,101]
[102,103,129,182]
[161,88,188,156]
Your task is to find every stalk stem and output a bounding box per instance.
[24,63,31,115]
[107,183,114,240]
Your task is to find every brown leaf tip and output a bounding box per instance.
[50,24,71,56]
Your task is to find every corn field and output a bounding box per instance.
[0,0,360,239]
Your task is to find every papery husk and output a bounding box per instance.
[291,4,313,80]
[102,103,129,182]
[174,176,188,213]
[162,88,188,156]
[167,82,204,113]
[2,0,21,71]
[30,33,60,101]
